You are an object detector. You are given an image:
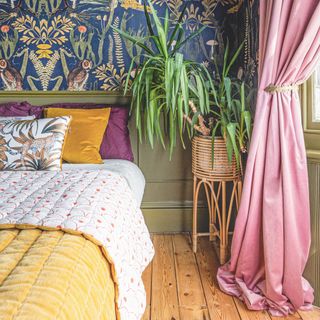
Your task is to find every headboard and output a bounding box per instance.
[0,91,131,106]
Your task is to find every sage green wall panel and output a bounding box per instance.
[128,119,139,163]
[143,180,192,204]
[138,137,192,182]
[129,114,200,228]
[305,160,320,307]
[142,180,205,207]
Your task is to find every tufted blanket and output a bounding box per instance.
[0,228,117,320]
[0,170,154,320]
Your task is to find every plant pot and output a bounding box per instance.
[192,135,241,180]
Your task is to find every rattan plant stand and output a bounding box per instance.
[192,136,242,265]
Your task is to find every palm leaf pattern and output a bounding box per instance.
[0,117,70,171]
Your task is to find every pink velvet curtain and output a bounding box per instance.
[217,0,320,316]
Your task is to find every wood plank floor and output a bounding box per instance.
[142,234,320,320]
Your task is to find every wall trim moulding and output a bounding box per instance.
[142,200,206,209]
[307,150,320,161]
[0,91,131,106]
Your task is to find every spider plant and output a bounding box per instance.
[112,0,215,158]
[186,41,253,167]
[211,42,253,166]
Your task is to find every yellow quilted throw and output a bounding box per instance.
[0,228,117,320]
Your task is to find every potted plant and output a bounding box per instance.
[112,0,214,158]
[185,43,253,179]
[113,0,253,171]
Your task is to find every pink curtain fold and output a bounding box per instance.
[217,0,320,316]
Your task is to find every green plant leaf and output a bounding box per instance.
[156,102,166,148]
[124,58,136,94]
[225,134,233,163]
[165,57,174,112]
[147,0,168,58]
[211,121,220,168]
[197,62,217,105]
[144,2,155,36]
[172,27,184,54]
[177,94,186,148]
[169,111,176,159]
[180,65,189,115]
[222,40,229,78]
[225,41,244,77]
[243,110,252,139]
[168,3,187,49]
[226,123,239,166]
[224,77,232,110]
[195,74,205,114]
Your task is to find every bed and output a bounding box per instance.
[0,97,154,320]
[0,167,153,320]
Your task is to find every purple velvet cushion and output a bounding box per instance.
[0,101,42,118]
[100,107,133,161]
[44,103,134,161]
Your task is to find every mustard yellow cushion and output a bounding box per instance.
[45,108,111,164]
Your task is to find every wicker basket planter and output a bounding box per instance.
[191,135,242,264]
[192,135,240,181]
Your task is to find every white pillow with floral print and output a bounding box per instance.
[0,117,70,171]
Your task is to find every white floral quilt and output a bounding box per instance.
[0,170,154,320]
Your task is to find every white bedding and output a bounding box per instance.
[0,170,154,320]
[62,160,145,206]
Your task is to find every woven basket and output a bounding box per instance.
[192,135,241,181]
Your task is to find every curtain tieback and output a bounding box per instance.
[264,83,298,94]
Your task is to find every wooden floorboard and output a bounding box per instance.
[143,234,319,320]
[196,237,241,320]
[268,312,302,320]
[298,307,320,320]
[269,314,302,320]
[151,235,180,320]
[233,298,271,320]
[173,234,210,320]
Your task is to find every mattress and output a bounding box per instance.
[62,160,145,206]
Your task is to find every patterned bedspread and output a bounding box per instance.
[0,170,154,320]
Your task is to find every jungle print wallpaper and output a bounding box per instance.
[0,0,258,91]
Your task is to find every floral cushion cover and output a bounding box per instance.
[0,117,70,171]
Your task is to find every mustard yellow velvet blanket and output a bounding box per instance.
[0,228,117,320]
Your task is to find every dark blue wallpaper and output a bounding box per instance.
[0,0,258,91]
